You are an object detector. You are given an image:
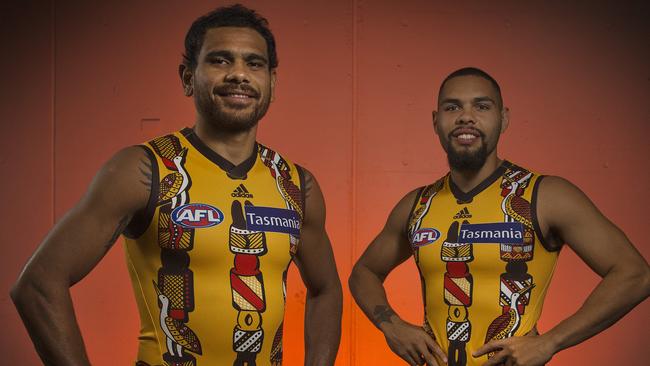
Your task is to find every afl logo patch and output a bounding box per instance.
[171,203,224,228]
[411,228,441,248]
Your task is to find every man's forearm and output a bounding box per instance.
[349,264,399,329]
[11,279,91,366]
[543,266,650,354]
[304,283,342,366]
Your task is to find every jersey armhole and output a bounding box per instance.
[531,175,560,252]
[404,186,425,238]
[123,145,159,239]
[295,164,307,218]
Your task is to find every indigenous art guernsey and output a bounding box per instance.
[124,128,304,366]
[407,161,559,366]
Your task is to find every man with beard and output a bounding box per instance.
[11,5,342,366]
[349,67,649,366]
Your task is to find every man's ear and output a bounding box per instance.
[270,68,277,102]
[179,64,193,97]
[432,110,439,135]
[500,107,510,133]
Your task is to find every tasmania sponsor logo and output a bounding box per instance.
[459,222,524,243]
[245,206,301,236]
[411,228,441,248]
[171,203,224,228]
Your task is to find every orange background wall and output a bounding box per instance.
[1,0,648,365]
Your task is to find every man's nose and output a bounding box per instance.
[456,107,475,125]
[225,61,250,84]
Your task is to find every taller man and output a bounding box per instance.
[12,5,342,366]
[349,67,649,366]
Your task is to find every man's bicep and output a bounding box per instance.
[294,168,340,291]
[539,176,641,277]
[20,146,151,286]
[294,227,339,293]
[355,189,419,280]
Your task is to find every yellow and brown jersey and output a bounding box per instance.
[407,161,560,366]
[123,128,304,366]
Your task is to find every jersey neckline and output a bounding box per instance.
[181,127,258,180]
[448,160,512,203]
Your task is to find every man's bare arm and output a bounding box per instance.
[475,176,650,366]
[10,147,152,365]
[349,189,447,366]
[293,168,343,366]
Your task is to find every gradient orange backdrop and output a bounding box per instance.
[1,0,648,365]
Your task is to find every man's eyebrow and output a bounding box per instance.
[440,98,462,105]
[204,50,268,64]
[205,50,233,59]
[473,96,496,104]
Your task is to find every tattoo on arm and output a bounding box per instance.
[138,157,153,191]
[373,305,397,326]
[105,215,131,250]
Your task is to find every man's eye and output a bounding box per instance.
[210,58,228,65]
[248,61,264,68]
[444,105,459,111]
[476,103,491,111]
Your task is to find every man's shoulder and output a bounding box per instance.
[536,175,582,198]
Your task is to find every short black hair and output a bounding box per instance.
[182,4,278,70]
[438,67,502,107]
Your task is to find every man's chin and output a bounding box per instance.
[217,119,259,133]
[447,148,489,172]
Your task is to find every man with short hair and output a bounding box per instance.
[349,67,649,366]
[12,5,342,366]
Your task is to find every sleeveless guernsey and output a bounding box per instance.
[123,128,304,366]
[407,161,560,366]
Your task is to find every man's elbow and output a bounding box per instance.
[330,280,343,306]
[10,269,59,309]
[317,276,343,301]
[639,264,650,299]
[618,260,650,300]
[348,262,370,300]
[306,278,342,312]
[347,264,357,295]
[10,274,36,308]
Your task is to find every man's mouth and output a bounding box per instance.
[450,128,483,145]
[219,92,254,99]
[215,86,259,100]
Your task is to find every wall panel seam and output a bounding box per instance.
[349,0,359,365]
[51,0,56,225]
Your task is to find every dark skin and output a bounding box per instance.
[12,26,342,366]
[349,75,650,366]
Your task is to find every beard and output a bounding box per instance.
[446,142,489,172]
[444,129,491,172]
[195,84,272,134]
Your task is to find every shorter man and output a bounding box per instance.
[349,67,650,366]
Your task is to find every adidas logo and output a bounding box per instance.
[453,207,472,219]
[231,184,253,198]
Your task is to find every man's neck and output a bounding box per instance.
[193,120,258,165]
[449,153,503,193]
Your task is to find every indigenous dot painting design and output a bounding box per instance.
[228,144,304,366]
[150,134,201,366]
[483,165,536,358]
[407,179,452,360]
[410,177,475,366]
